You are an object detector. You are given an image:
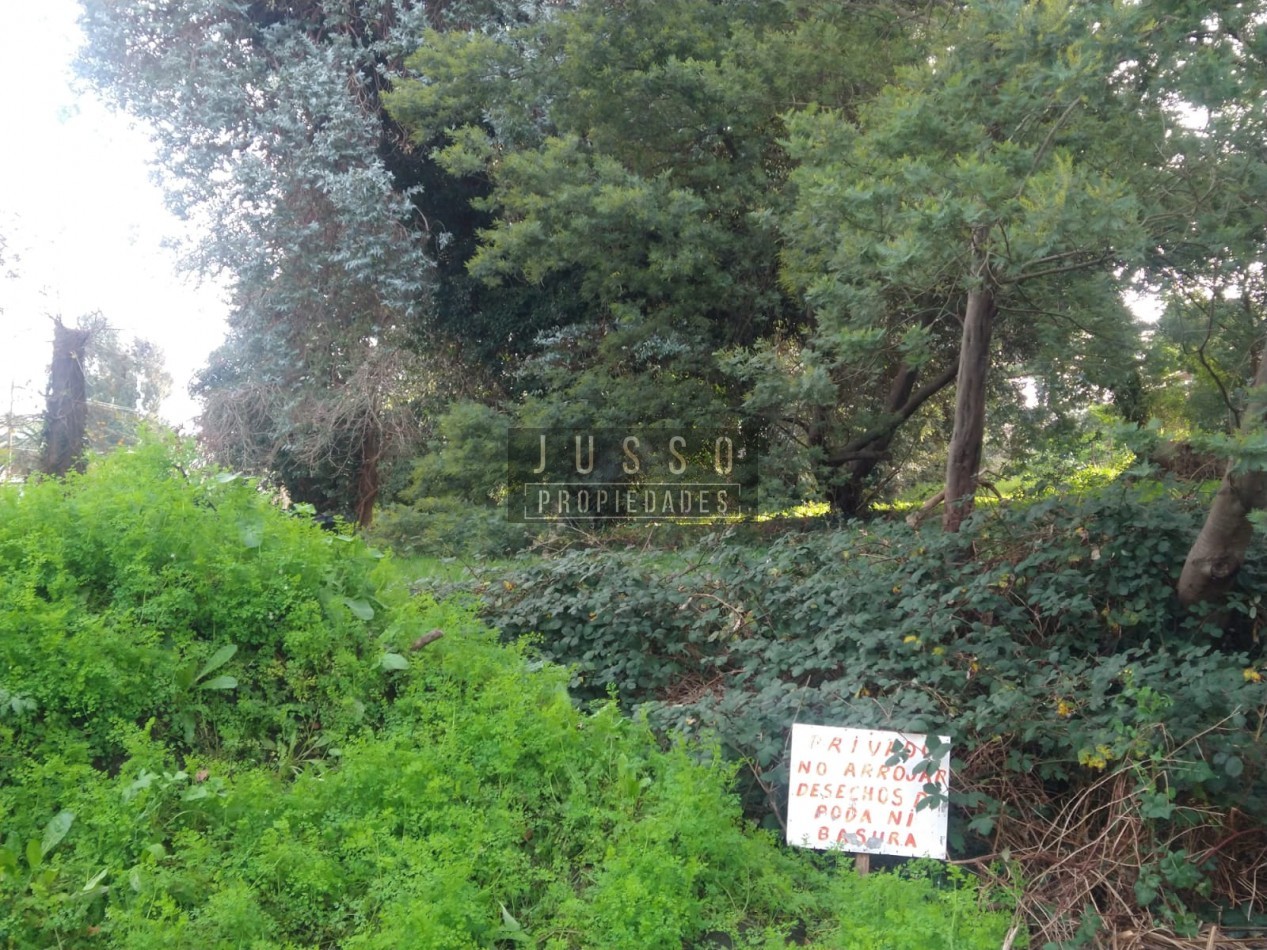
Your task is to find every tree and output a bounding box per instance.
[777,0,1169,527]
[1177,336,1267,606]
[31,313,171,478]
[39,317,92,477]
[78,0,440,525]
[1130,0,1267,606]
[77,313,172,453]
[385,0,920,453]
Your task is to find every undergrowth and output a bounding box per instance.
[0,438,1018,948]
[456,479,1267,945]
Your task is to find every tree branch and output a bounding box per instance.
[826,361,958,467]
[1015,250,1113,284]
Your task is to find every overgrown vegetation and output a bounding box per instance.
[449,477,1267,944]
[0,441,1019,948]
[44,0,1267,944]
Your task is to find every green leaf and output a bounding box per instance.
[1139,791,1174,820]
[41,810,74,858]
[25,838,41,871]
[176,711,196,745]
[1224,756,1244,778]
[174,664,197,691]
[197,644,238,681]
[967,815,995,836]
[240,522,264,548]
[124,770,157,801]
[380,652,409,671]
[198,674,238,691]
[343,597,375,621]
[1134,877,1158,907]
[500,902,522,931]
[497,902,531,943]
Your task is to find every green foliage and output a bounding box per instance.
[1143,286,1267,437]
[397,400,512,505]
[0,438,1017,948]
[0,438,389,767]
[386,0,920,472]
[464,480,1267,933]
[79,0,1267,530]
[766,0,1176,515]
[78,0,439,522]
[370,401,536,558]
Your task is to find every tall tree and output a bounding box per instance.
[386,0,920,450]
[1178,329,1267,607]
[1152,0,1267,606]
[777,0,1184,526]
[77,0,443,524]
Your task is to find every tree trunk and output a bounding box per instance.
[824,360,960,516]
[943,272,997,533]
[828,361,922,515]
[352,422,383,528]
[1177,352,1267,607]
[40,319,92,477]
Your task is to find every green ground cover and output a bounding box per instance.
[0,440,1018,948]
[445,480,1267,944]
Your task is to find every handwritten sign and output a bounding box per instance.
[785,724,950,858]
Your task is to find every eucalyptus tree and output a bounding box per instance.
[75,0,461,523]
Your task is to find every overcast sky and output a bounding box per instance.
[0,0,228,428]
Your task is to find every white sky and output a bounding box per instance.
[0,0,228,429]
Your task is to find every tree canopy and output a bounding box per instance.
[75,0,1267,552]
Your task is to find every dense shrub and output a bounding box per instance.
[0,439,1017,948]
[370,401,537,559]
[463,481,1267,943]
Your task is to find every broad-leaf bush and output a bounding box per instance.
[0,439,1017,948]
[464,480,1267,942]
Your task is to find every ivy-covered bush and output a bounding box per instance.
[463,481,1267,942]
[0,439,1017,948]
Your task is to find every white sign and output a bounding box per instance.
[785,724,950,858]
